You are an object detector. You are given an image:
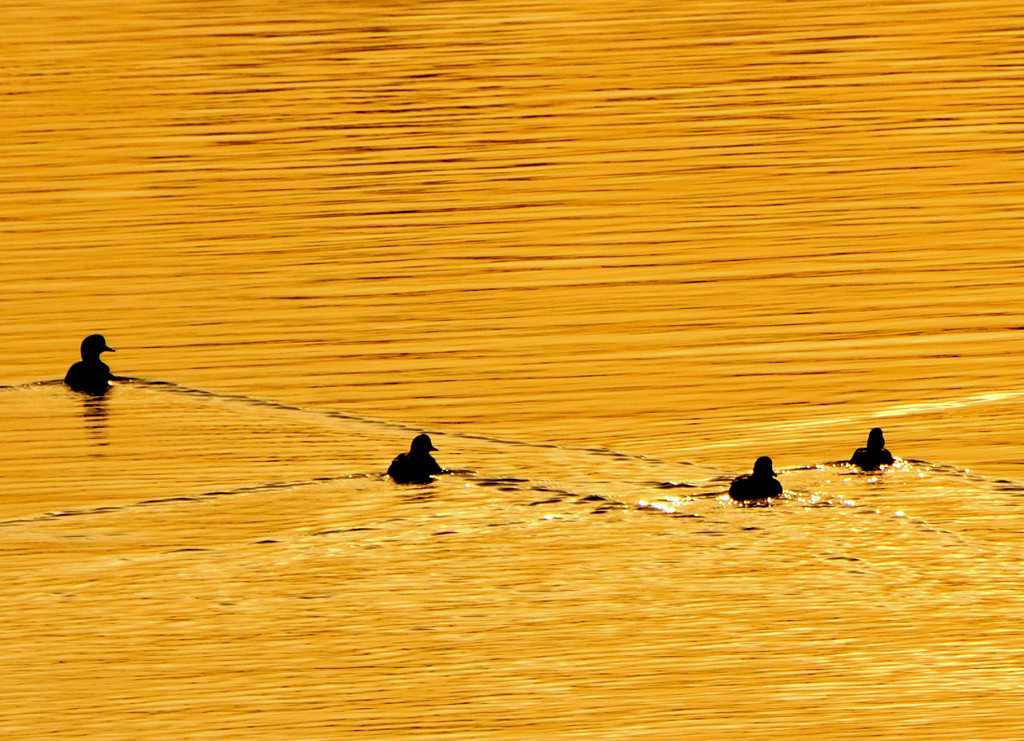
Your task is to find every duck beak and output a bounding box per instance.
[104,344,115,353]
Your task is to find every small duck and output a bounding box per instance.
[729,456,783,501]
[387,433,443,484]
[850,427,894,471]
[64,334,115,395]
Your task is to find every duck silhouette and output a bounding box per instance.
[729,456,783,501]
[64,334,115,395]
[850,427,894,471]
[388,434,443,484]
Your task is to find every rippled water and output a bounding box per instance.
[5,0,1024,738]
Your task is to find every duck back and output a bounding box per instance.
[64,360,112,395]
[729,473,782,502]
[850,447,894,471]
[387,452,441,484]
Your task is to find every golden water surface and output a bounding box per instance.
[4,0,1024,738]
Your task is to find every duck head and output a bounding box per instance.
[753,456,777,478]
[410,433,438,455]
[81,334,114,361]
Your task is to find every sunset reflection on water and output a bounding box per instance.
[4,0,1024,738]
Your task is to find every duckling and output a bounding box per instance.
[64,334,115,395]
[850,427,894,471]
[729,456,783,501]
[388,434,443,484]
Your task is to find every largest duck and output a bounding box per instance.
[64,334,115,395]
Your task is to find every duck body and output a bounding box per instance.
[388,434,443,484]
[850,447,894,471]
[64,334,115,395]
[850,427,894,471]
[729,456,783,502]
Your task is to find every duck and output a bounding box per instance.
[64,334,115,395]
[729,456,783,501]
[388,433,443,484]
[850,427,894,471]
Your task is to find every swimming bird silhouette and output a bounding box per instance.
[388,434,443,484]
[729,456,783,501]
[850,427,894,471]
[64,334,115,395]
